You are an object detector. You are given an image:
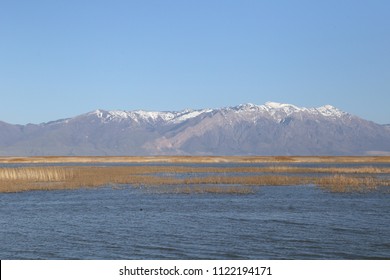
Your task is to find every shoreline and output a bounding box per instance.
[1,155,390,164]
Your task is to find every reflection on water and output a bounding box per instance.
[1,184,389,259]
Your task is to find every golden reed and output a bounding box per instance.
[0,164,388,193]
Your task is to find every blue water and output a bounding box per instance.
[1,185,389,259]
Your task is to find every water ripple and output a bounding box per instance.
[1,185,389,259]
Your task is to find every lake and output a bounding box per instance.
[1,180,389,259]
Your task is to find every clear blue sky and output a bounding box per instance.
[1,0,389,125]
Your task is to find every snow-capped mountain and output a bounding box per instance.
[88,107,214,124]
[1,102,389,156]
[84,102,347,124]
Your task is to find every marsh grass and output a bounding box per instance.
[0,164,389,193]
[316,175,380,192]
[0,167,73,181]
[148,165,390,174]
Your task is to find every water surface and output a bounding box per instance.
[1,184,389,259]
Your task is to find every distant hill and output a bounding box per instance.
[1,102,390,156]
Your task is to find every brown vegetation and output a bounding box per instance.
[0,163,389,193]
[316,175,389,193]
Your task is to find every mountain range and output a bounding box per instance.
[1,102,390,156]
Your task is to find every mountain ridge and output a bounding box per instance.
[0,102,389,156]
[81,102,349,125]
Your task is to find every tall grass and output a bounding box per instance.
[0,167,73,181]
[0,165,388,193]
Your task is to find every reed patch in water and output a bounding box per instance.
[0,165,388,193]
[316,175,382,192]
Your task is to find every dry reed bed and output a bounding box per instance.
[123,165,390,174]
[316,175,382,193]
[3,165,387,175]
[0,167,73,181]
[0,165,389,193]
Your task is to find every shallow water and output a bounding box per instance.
[1,185,389,259]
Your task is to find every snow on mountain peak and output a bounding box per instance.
[88,102,347,125]
[90,109,108,119]
[174,108,213,122]
[89,107,213,124]
[316,105,345,118]
[132,110,175,122]
[262,102,347,118]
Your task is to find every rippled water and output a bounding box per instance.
[1,184,389,259]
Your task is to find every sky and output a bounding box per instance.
[0,0,389,125]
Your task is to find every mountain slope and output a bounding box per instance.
[1,102,389,156]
